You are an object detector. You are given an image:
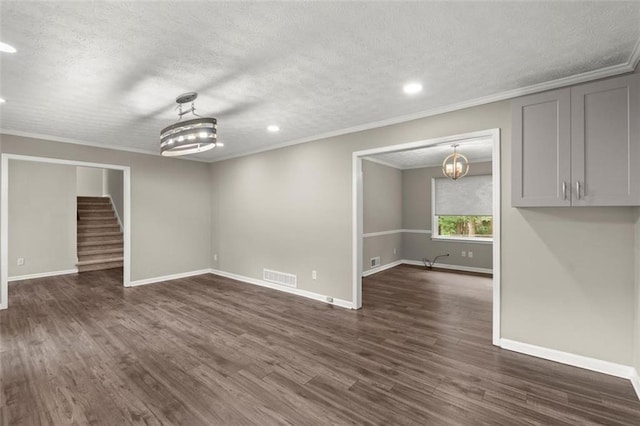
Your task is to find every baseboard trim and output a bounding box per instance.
[631,368,640,400]
[401,259,493,275]
[128,269,212,287]
[210,269,354,309]
[362,260,402,277]
[8,268,78,282]
[500,338,634,380]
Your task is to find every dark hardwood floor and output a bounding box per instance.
[1,265,639,425]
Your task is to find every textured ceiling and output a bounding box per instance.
[1,2,639,162]
[366,139,493,170]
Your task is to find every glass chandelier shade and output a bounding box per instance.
[442,144,469,180]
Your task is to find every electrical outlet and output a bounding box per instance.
[393,248,397,255]
[312,270,317,280]
[468,251,473,258]
[461,251,466,257]
[213,254,218,261]
[17,257,24,266]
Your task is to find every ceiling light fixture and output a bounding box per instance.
[442,144,469,180]
[160,92,218,157]
[0,42,16,53]
[0,98,5,104]
[267,125,280,132]
[403,82,422,95]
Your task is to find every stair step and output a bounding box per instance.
[78,209,115,216]
[78,235,123,244]
[78,239,123,248]
[78,224,120,231]
[78,247,123,256]
[77,256,124,266]
[79,218,118,224]
[78,260,123,273]
[77,196,110,203]
[77,231,122,238]
[77,205,112,211]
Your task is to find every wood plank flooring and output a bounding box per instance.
[1,265,639,425]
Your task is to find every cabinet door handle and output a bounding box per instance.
[562,182,567,200]
[575,181,581,200]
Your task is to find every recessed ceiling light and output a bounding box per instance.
[0,42,16,53]
[403,82,423,95]
[0,98,5,104]
[267,125,280,132]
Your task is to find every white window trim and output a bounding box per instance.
[430,177,493,244]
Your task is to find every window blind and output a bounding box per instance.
[434,175,492,216]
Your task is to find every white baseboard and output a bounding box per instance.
[361,259,493,277]
[500,338,634,380]
[362,260,402,277]
[402,259,492,274]
[210,269,354,309]
[631,368,640,400]
[8,268,78,282]
[128,269,211,287]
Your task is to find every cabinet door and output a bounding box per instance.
[512,88,571,207]
[571,74,640,206]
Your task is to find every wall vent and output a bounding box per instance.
[263,269,297,288]
[370,256,381,268]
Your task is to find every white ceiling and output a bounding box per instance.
[1,2,639,162]
[365,139,493,170]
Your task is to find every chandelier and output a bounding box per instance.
[160,92,220,157]
[442,144,469,180]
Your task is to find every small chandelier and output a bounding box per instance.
[160,92,220,157]
[442,144,469,180]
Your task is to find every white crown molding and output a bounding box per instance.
[211,58,639,164]
[210,268,353,309]
[128,269,211,287]
[500,338,635,380]
[8,268,78,282]
[0,129,208,163]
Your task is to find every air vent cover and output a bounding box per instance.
[263,269,297,288]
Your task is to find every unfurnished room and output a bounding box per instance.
[1,1,640,425]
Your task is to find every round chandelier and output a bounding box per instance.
[442,144,469,180]
[160,92,220,157]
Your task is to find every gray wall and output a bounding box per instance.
[0,134,212,291]
[9,161,77,277]
[104,168,124,227]
[209,99,635,366]
[402,162,492,270]
[76,166,104,196]
[362,160,402,271]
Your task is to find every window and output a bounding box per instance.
[432,175,493,242]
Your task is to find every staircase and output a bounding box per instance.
[76,196,123,272]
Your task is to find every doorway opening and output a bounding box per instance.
[1,154,131,310]
[352,129,501,345]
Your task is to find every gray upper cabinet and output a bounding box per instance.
[512,88,571,207]
[512,73,640,207]
[571,74,640,206]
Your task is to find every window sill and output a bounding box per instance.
[431,236,493,244]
